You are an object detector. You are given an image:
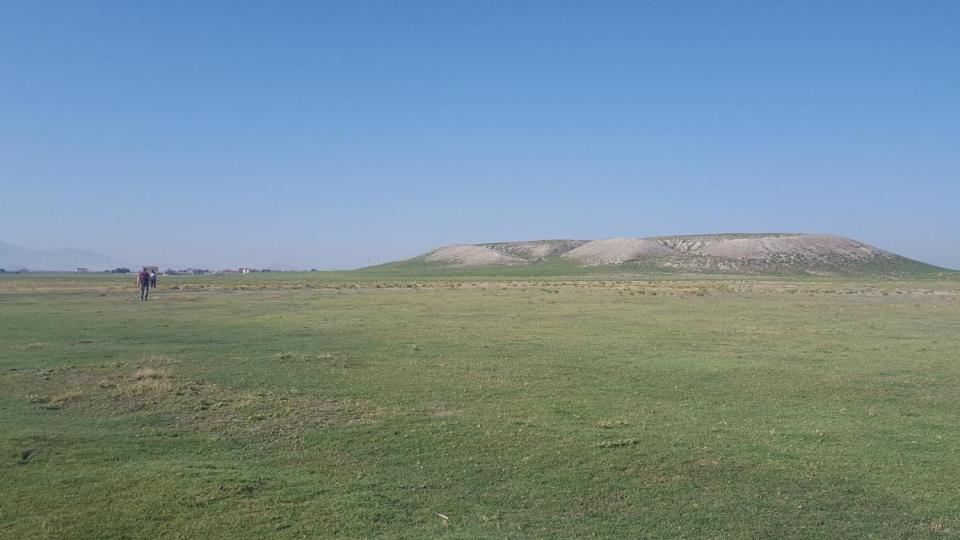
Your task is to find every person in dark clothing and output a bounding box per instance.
[149,271,157,288]
[138,269,150,301]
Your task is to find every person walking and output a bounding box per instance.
[137,268,151,301]
[149,270,157,288]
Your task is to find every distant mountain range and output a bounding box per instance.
[0,240,122,271]
[382,234,951,276]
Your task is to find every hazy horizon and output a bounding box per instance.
[2,2,958,270]
[1,231,957,273]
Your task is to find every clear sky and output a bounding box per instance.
[2,1,958,269]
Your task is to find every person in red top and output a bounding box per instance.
[137,269,151,301]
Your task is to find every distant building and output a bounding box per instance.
[239,267,256,274]
[143,266,159,273]
[76,268,88,273]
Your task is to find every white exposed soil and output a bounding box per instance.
[422,245,528,266]
[482,240,588,260]
[563,238,676,265]
[692,234,889,260]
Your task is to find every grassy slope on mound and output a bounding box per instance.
[355,258,638,278]
[807,254,949,275]
[2,275,960,537]
[358,254,952,279]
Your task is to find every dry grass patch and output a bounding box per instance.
[139,354,179,366]
[180,385,371,440]
[94,366,374,441]
[50,391,84,404]
[3,362,373,445]
[597,438,639,448]
[426,407,464,417]
[132,367,169,380]
[124,378,173,395]
[121,367,173,395]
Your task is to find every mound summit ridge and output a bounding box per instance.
[401,234,944,275]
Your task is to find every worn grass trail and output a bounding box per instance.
[1,276,959,538]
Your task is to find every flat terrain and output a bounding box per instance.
[2,272,959,538]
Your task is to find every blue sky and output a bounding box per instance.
[1,1,958,269]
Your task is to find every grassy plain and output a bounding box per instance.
[1,271,959,538]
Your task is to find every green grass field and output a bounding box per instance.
[2,272,959,538]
